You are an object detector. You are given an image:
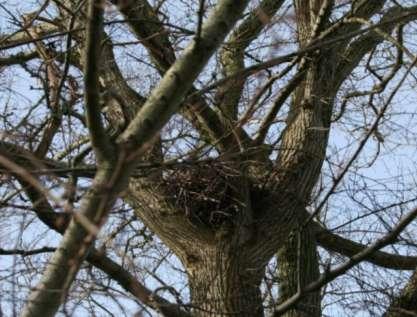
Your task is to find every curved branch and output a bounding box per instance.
[274,205,417,316]
[216,0,285,121]
[315,224,417,270]
[109,0,175,73]
[110,0,249,152]
[335,4,417,85]
[87,251,191,317]
[254,59,307,145]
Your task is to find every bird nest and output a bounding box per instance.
[163,162,243,228]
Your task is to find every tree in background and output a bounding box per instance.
[1,0,417,316]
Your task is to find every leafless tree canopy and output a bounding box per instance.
[1,0,417,316]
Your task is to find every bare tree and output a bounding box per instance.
[1,0,417,316]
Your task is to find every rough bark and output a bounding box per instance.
[277,227,321,317]
[273,1,335,314]
[187,245,264,317]
[125,165,268,316]
[384,270,417,317]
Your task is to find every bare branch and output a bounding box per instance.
[0,247,55,256]
[0,51,39,66]
[274,205,417,316]
[315,224,417,270]
[83,0,114,163]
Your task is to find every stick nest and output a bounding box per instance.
[163,163,242,228]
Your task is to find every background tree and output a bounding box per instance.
[1,0,417,316]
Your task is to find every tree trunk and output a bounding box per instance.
[384,270,417,317]
[185,245,264,317]
[276,226,321,317]
[127,172,267,316]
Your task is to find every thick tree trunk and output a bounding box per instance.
[276,226,321,317]
[185,245,264,317]
[272,2,336,314]
[127,173,267,316]
[384,270,417,317]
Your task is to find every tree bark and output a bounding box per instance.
[186,245,264,317]
[126,179,266,316]
[384,270,417,317]
[277,227,321,317]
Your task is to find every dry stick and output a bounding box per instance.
[0,247,56,256]
[4,3,72,159]
[0,154,60,205]
[254,58,307,145]
[274,205,417,316]
[55,0,84,104]
[237,73,281,129]
[334,23,405,122]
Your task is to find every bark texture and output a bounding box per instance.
[277,227,321,317]
[384,270,417,317]
[187,246,264,317]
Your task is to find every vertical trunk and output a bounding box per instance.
[273,2,334,315]
[384,270,417,317]
[277,226,321,317]
[127,170,267,316]
[185,245,265,317]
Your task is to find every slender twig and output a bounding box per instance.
[0,247,55,256]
